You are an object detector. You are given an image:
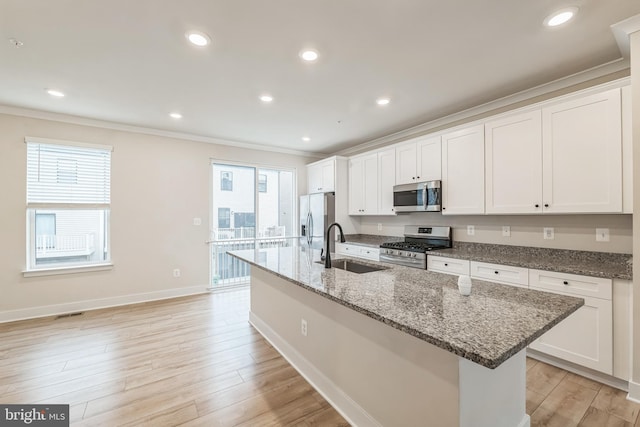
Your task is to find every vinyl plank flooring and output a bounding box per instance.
[591,385,640,423]
[4,286,631,427]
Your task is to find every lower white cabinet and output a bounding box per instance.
[470,261,528,288]
[335,243,380,261]
[427,256,470,276]
[528,269,613,375]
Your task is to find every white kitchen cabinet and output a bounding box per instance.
[622,86,633,214]
[541,88,622,213]
[470,261,528,288]
[529,269,613,375]
[377,147,397,215]
[335,242,380,261]
[307,158,335,193]
[395,135,441,185]
[612,279,633,380]
[349,153,378,215]
[441,124,485,215]
[427,255,470,276]
[485,111,543,214]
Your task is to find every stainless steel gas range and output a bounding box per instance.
[379,225,452,269]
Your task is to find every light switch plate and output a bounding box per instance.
[596,228,610,242]
[502,226,511,237]
[467,225,475,236]
[543,227,554,240]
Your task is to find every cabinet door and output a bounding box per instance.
[321,160,335,192]
[542,88,622,213]
[529,295,613,375]
[485,111,542,214]
[348,157,364,215]
[362,153,378,214]
[395,143,418,185]
[622,86,633,214]
[441,124,485,215]
[308,163,322,193]
[378,148,396,215]
[417,136,442,181]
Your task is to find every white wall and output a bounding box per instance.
[630,29,640,396]
[0,113,314,319]
[357,213,633,253]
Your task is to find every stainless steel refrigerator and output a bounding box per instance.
[300,192,336,252]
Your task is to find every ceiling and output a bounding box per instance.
[1,1,639,155]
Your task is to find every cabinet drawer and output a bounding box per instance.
[529,269,611,300]
[427,256,470,276]
[358,247,380,261]
[470,261,528,288]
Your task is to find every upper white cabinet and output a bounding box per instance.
[485,111,543,214]
[377,147,397,215]
[622,86,633,214]
[541,88,622,213]
[441,124,485,215]
[348,148,396,216]
[349,153,378,215]
[395,135,441,185]
[307,158,335,193]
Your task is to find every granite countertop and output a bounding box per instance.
[229,246,583,369]
[433,242,632,280]
[343,234,403,248]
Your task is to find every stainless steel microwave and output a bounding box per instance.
[393,181,441,212]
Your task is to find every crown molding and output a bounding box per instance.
[335,57,629,157]
[611,14,640,58]
[0,105,326,159]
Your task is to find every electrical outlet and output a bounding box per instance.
[467,225,475,236]
[173,268,181,278]
[377,223,382,231]
[543,228,554,240]
[596,228,610,242]
[301,319,308,337]
[502,226,511,237]
[193,217,202,226]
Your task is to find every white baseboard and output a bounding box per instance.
[526,349,629,391]
[517,415,531,427]
[0,285,209,323]
[628,380,640,403]
[249,311,381,427]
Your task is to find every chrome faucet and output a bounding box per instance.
[324,222,346,268]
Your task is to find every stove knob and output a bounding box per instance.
[398,251,404,257]
[412,253,417,258]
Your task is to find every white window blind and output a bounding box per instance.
[27,141,111,206]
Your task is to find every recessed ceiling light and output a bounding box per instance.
[376,98,390,106]
[8,38,23,48]
[46,89,65,98]
[302,137,311,142]
[544,7,578,27]
[299,49,319,62]
[186,31,211,47]
[169,112,182,119]
[260,95,273,103]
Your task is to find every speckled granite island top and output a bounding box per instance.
[229,246,583,369]
[434,242,632,280]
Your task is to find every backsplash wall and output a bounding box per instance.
[357,214,633,254]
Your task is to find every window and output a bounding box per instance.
[26,137,112,271]
[258,174,267,193]
[221,171,233,191]
[234,212,255,228]
[218,208,230,228]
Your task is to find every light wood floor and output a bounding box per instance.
[1,288,638,426]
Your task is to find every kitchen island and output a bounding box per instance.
[229,245,584,427]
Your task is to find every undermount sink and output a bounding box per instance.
[316,259,388,274]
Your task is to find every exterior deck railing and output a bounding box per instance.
[210,235,294,289]
[36,234,96,259]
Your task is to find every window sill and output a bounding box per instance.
[23,263,114,278]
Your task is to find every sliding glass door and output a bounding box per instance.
[210,162,295,289]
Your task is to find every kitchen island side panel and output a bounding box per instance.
[250,267,460,427]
